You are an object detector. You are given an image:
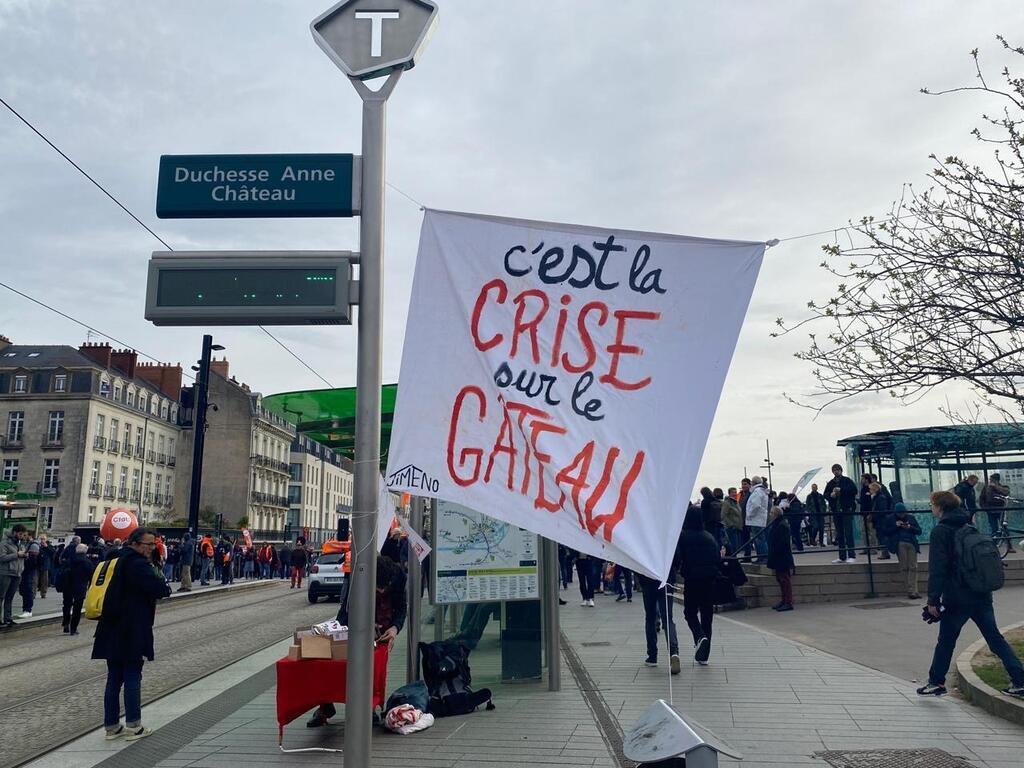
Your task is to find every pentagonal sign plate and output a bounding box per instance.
[311,0,438,80]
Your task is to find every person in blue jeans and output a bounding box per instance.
[917,490,1024,699]
[637,572,679,672]
[613,565,633,602]
[92,527,171,741]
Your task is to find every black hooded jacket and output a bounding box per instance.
[927,510,991,609]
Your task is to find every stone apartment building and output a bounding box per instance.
[174,358,296,533]
[0,336,183,533]
[289,434,354,545]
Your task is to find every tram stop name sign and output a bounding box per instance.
[156,153,359,218]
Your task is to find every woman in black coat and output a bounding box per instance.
[62,544,95,635]
[675,506,721,666]
[767,507,795,611]
[92,527,171,740]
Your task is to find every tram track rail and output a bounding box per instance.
[0,585,336,768]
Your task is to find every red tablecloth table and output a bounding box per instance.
[275,644,390,744]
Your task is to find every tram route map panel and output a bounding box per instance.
[434,500,539,604]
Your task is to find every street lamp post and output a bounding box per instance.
[760,439,775,490]
[187,334,224,537]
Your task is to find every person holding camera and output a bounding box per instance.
[888,503,922,599]
[917,490,1024,698]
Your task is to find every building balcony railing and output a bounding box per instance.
[109,440,121,454]
[103,484,115,499]
[147,450,156,463]
[122,444,133,457]
[130,489,141,502]
[143,492,154,504]
[167,455,176,467]
[156,453,167,465]
[117,486,128,501]
[41,437,64,449]
[0,436,24,450]
[154,493,164,505]
[94,436,107,451]
[250,491,290,508]
[37,482,59,497]
[164,495,174,507]
[251,455,291,475]
[88,482,101,498]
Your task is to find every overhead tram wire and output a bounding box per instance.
[0,278,195,382]
[0,94,334,390]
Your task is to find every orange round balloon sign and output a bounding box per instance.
[100,508,138,542]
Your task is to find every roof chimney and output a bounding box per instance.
[0,335,11,353]
[110,348,138,379]
[136,362,183,401]
[210,357,229,381]
[79,342,112,368]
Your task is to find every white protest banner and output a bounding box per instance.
[790,467,822,498]
[398,517,432,564]
[385,210,764,581]
[376,473,398,551]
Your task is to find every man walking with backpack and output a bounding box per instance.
[92,527,172,741]
[917,490,1024,698]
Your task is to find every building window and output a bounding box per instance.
[54,374,67,393]
[47,411,64,443]
[170,405,178,423]
[2,459,18,482]
[139,393,148,413]
[164,475,172,502]
[13,375,27,393]
[41,507,53,529]
[99,378,111,397]
[132,468,141,493]
[114,382,122,401]
[144,472,152,498]
[119,466,128,496]
[7,411,24,444]
[135,426,144,453]
[90,461,100,492]
[104,463,115,497]
[127,387,136,407]
[123,422,132,449]
[161,401,168,419]
[95,414,105,439]
[42,459,59,492]
[88,506,97,523]
[290,463,302,482]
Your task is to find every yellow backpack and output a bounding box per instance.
[84,557,121,620]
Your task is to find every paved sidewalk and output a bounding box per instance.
[37,593,1024,768]
[723,584,1024,683]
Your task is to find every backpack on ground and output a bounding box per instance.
[418,639,495,717]
[385,680,430,713]
[84,556,123,620]
[954,524,1004,593]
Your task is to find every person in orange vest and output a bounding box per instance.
[199,535,215,585]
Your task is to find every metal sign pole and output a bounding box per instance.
[543,537,561,691]
[406,495,424,683]
[345,68,402,768]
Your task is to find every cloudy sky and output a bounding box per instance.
[2,1,1022,495]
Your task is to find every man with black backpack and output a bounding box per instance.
[917,490,1024,699]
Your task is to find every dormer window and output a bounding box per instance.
[54,374,67,393]
[13,375,27,393]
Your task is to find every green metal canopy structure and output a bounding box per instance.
[262,384,398,463]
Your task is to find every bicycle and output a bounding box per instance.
[994,520,1024,559]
